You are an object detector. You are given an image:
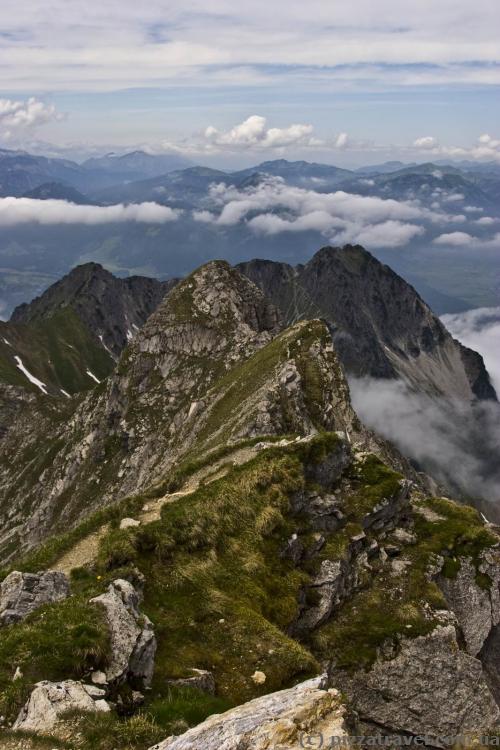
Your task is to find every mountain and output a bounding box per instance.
[82,150,192,182]
[22,181,92,204]
[238,245,496,400]
[11,262,178,357]
[1,251,500,747]
[0,148,192,199]
[0,148,86,197]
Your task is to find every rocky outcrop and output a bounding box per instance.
[148,675,347,750]
[333,625,500,742]
[90,579,156,687]
[438,551,500,656]
[13,680,110,733]
[0,570,70,626]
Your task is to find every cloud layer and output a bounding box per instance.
[442,307,500,394]
[193,176,463,248]
[0,0,499,93]
[0,198,179,226]
[350,376,500,508]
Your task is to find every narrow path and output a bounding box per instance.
[52,440,285,574]
[54,524,109,575]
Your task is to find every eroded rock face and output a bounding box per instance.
[0,570,70,626]
[148,675,347,750]
[90,579,156,687]
[13,680,109,733]
[438,551,500,656]
[333,625,500,743]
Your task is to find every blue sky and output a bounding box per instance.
[0,0,499,166]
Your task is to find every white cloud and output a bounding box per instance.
[433,231,473,246]
[334,132,349,149]
[413,136,438,150]
[442,307,500,394]
[0,198,179,226]
[204,115,316,151]
[412,133,500,164]
[0,97,62,138]
[194,176,435,249]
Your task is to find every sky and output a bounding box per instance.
[0,0,500,166]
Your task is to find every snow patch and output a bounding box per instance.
[98,334,114,357]
[126,329,133,341]
[2,337,12,347]
[14,356,48,394]
[60,388,71,398]
[86,369,101,384]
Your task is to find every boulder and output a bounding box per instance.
[148,675,347,750]
[0,570,70,626]
[90,578,156,687]
[13,680,110,733]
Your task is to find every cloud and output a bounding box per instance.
[413,136,438,149]
[433,231,473,246]
[0,1,499,94]
[192,175,467,248]
[204,115,317,151]
[433,230,500,247]
[412,132,500,164]
[0,198,179,226]
[442,307,500,394]
[0,97,62,138]
[350,376,500,508]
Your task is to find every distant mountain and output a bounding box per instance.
[82,150,192,181]
[93,165,230,206]
[0,148,86,197]
[231,158,355,186]
[22,182,93,205]
[355,160,416,174]
[12,262,178,357]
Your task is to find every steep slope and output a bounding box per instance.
[11,262,178,358]
[0,308,114,396]
[238,244,496,400]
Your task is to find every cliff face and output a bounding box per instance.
[238,245,496,401]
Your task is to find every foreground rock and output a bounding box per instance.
[13,680,109,732]
[334,625,500,741]
[90,578,156,687]
[0,570,69,626]
[149,675,347,750]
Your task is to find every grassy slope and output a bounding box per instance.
[0,307,114,395]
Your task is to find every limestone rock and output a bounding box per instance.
[148,675,347,750]
[90,579,156,687]
[13,680,110,733]
[333,625,500,741]
[166,669,216,695]
[0,570,70,626]
[120,517,141,529]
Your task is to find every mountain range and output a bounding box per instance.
[0,242,500,748]
[1,150,500,319]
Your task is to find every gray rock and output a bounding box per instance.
[13,680,110,733]
[90,579,156,687]
[148,675,347,750]
[438,552,500,656]
[0,570,70,626]
[166,669,216,695]
[333,625,500,743]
